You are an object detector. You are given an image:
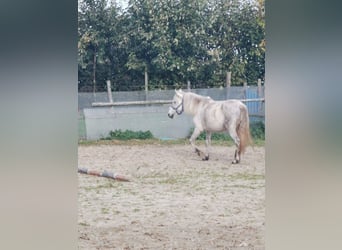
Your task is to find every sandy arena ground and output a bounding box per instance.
[78,142,265,249]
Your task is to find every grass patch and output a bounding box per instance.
[101,207,110,214]
[78,222,89,227]
[226,184,265,189]
[158,177,179,185]
[82,181,118,191]
[251,138,265,146]
[229,172,265,181]
[250,121,265,140]
[157,176,190,185]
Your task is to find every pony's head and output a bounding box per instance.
[168,89,184,118]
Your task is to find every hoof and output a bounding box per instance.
[195,148,201,156]
[202,155,209,161]
[231,159,239,164]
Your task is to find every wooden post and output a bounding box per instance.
[226,71,231,87]
[106,80,113,103]
[257,79,262,97]
[144,69,148,92]
[93,52,97,101]
[257,78,262,114]
[187,80,191,91]
[243,81,248,99]
[226,71,231,99]
[144,68,148,101]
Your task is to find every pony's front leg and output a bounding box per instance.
[189,127,207,160]
[204,131,212,161]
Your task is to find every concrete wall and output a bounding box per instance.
[84,105,193,140]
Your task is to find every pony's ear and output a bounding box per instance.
[175,89,183,97]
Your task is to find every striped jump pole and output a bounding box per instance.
[78,167,130,182]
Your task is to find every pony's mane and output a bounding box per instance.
[187,92,211,100]
[184,92,212,115]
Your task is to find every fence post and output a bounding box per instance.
[226,71,231,87]
[257,78,263,114]
[144,70,148,92]
[106,80,113,103]
[93,53,97,101]
[144,69,148,101]
[187,80,191,91]
[257,78,262,96]
[243,81,248,99]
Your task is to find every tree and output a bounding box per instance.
[78,0,121,92]
[147,0,211,88]
[123,0,158,90]
[207,0,264,85]
[78,0,265,91]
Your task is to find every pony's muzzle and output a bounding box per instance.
[168,107,175,118]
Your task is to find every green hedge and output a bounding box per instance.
[103,129,154,140]
[101,121,264,141]
[187,121,265,141]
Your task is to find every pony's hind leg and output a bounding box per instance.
[228,123,241,164]
[190,127,208,160]
[233,148,241,164]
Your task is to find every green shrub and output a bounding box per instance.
[103,129,154,140]
[250,121,265,140]
[187,128,232,141]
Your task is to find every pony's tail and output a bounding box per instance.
[238,105,253,154]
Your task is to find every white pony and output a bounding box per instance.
[168,89,252,164]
